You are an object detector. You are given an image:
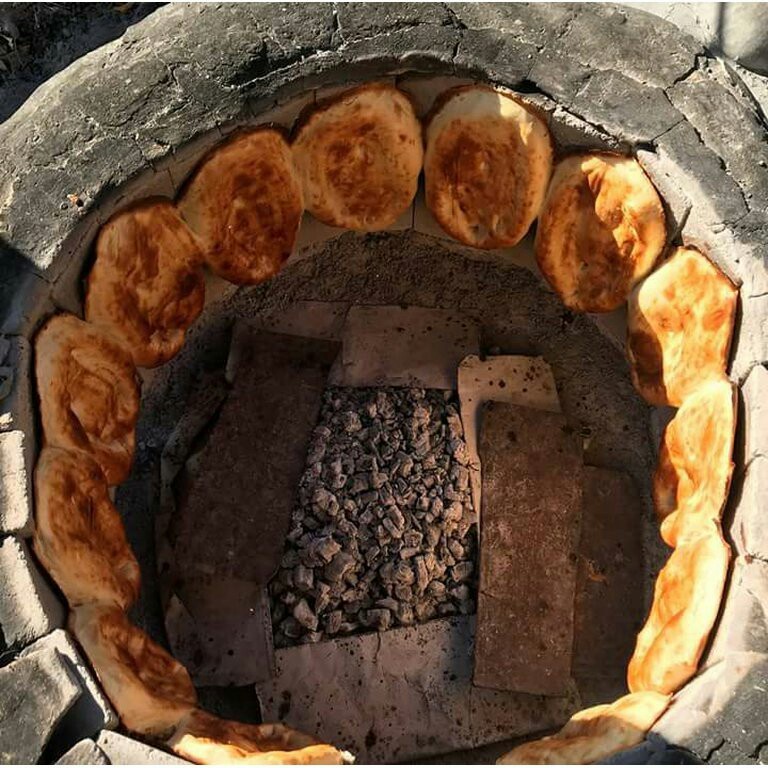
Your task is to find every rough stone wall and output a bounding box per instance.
[0,3,767,764]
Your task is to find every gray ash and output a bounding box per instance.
[270,387,477,647]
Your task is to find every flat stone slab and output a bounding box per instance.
[168,330,338,685]
[334,305,480,389]
[95,731,190,765]
[0,647,81,764]
[474,402,583,695]
[457,354,560,520]
[256,616,577,764]
[57,739,109,765]
[573,467,644,703]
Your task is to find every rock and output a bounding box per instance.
[96,731,190,765]
[0,430,32,535]
[312,536,341,563]
[0,536,64,647]
[325,610,343,635]
[57,739,109,765]
[444,501,463,523]
[451,562,474,583]
[324,551,356,582]
[364,608,392,631]
[293,564,314,592]
[312,488,339,517]
[0,648,81,764]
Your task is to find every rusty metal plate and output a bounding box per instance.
[573,467,645,703]
[171,330,340,587]
[474,401,583,695]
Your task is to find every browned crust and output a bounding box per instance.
[33,446,140,609]
[85,198,205,368]
[34,313,140,485]
[178,126,303,285]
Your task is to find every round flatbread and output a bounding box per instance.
[627,523,730,695]
[35,313,140,485]
[33,447,140,609]
[535,152,666,312]
[498,691,670,765]
[178,127,303,284]
[70,603,197,737]
[86,198,205,368]
[425,85,553,249]
[627,245,738,406]
[168,709,352,765]
[292,83,422,231]
[654,379,736,547]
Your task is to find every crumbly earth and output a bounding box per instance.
[270,387,477,647]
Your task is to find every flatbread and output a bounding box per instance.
[424,85,553,249]
[35,313,140,485]
[168,709,353,765]
[627,523,730,695]
[33,446,140,609]
[535,153,666,313]
[653,379,736,547]
[497,691,670,765]
[292,83,422,230]
[627,246,738,406]
[178,127,303,285]
[86,198,205,368]
[69,603,197,737]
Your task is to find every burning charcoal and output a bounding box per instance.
[282,617,303,638]
[364,608,392,631]
[447,539,465,560]
[294,564,314,592]
[312,535,341,563]
[393,562,415,586]
[324,551,356,582]
[293,599,319,631]
[325,610,343,635]
[451,561,474,583]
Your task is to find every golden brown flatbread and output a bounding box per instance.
[497,691,670,765]
[69,603,197,737]
[178,128,303,285]
[168,709,353,765]
[627,523,730,695]
[653,379,736,547]
[35,313,140,485]
[627,246,738,406]
[85,198,205,368]
[292,83,422,231]
[33,446,140,609]
[425,85,553,249]
[535,152,666,313]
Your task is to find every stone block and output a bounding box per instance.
[0,335,35,440]
[729,455,768,561]
[667,72,768,207]
[730,295,768,384]
[739,364,768,470]
[0,536,64,647]
[95,731,190,765]
[0,647,81,764]
[22,630,118,741]
[0,256,54,336]
[334,2,453,42]
[57,739,109,765]
[0,430,33,535]
[454,27,537,85]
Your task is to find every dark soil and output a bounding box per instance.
[0,2,160,123]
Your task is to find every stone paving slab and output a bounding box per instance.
[257,615,578,764]
[0,647,81,764]
[0,430,32,535]
[0,536,64,647]
[474,402,583,695]
[95,731,190,765]
[0,336,34,439]
[21,629,117,741]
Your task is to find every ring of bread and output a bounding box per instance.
[85,198,205,368]
[178,128,303,285]
[627,522,730,695]
[627,245,738,406]
[70,603,197,737]
[35,313,140,485]
[292,83,422,231]
[535,152,666,313]
[497,691,670,765]
[653,379,737,547]
[33,446,140,609]
[424,85,553,249]
[168,709,353,765]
